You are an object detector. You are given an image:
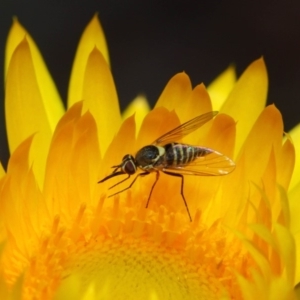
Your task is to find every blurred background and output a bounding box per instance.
[1,0,300,168]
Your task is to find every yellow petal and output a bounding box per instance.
[43,101,83,196]
[155,75,214,145]
[44,101,101,213]
[273,224,296,285]
[68,14,110,108]
[0,162,5,179]
[289,123,300,190]
[290,182,300,235]
[155,72,192,111]
[6,134,33,179]
[204,113,236,158]
[221,58,268,152]
[261,148,277,208]
[5,18,64,131]
[289,180,300,284]
[136,107,179,150]
[173,84,213,145]
[237,105,283,184]
[5,38,53,187]
[277,185,291,229]
[2,136,46,257]
[294,231,300,286]
[69,111,101,206]
[122,95,150,134]
[102,114,136,176]
[176,83,212,122]
[210,151,246,226]
[81,47,121,154]
[277,137,295,190]
[224,105,285,225]
[207,65,236,110]
[44,116,78,215]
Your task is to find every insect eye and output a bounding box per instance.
[124,160,136,175]
[122,154,131,161]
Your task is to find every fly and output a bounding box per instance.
[98,111,235,221]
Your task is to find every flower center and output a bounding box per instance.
[12,197,254,299]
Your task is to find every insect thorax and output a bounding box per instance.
[135,145,165,170]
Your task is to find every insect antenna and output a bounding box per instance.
[106,172,150,198]
[98,170,125,184]
[112,166,120,173]
[108,174,131,190]
[98,171,132,193]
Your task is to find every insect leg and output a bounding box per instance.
[162,171,192,222]
[108,172,150,198]
[145,171,160,208]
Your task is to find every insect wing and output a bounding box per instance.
[154,111,218,146]
[162,148,235,176]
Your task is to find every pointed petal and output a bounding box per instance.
[81,47,121,154]
[277,185,291,228]
[172,84,213,145]
[2,136,46,255]
[176,83,212,122]
[207,65,236,110]
[44,101,101,213]
[136,107,179,150]
[277,137,295,190]
[5,19,64,131]
[261,148,277,207]
[155,76,213,145]
[221,58,268,152]
[237,232,271,279]
[288,123,300,190]
[52,101,83,139]
[0,162,5,179]
[7,134,33,177]
[293,225,300,285]
[273,224,296,285]
[204,113,236,158]
[102,114,136,177]
[237,105,283,184]
[70,111,101,207]
[155,73,192,111]
[122,95,150,134]
[216,151,247,226]
[248,223,277,251]
[289,182,300,282]
[43,121,75,215]
[290,181,300,230]
[288,124,300,261]
[43,102,83,205]
[68,14,110,108]
[5,38,53,187]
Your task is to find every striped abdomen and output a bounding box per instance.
[163,143,212,166]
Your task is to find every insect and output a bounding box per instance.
[98,111,235,221]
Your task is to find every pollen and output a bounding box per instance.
[5,191,257,300]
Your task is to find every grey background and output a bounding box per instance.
[1,0,300,168]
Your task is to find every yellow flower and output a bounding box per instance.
[1,14,300,300]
